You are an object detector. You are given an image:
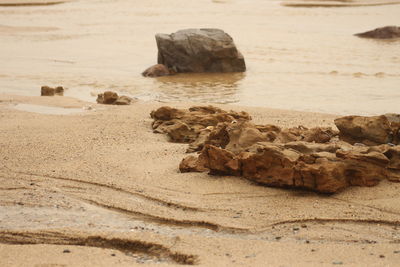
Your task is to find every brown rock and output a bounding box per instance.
[114,95,133,105]
[96,91,133,105]
[335,115,393,145]
[179,154,208,173]
[41,86,55,96]
[142,64,171,77]
[355,26,400,39]
[151,105,251,145]
[54,86,64,96]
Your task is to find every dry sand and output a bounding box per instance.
[0,93,399,266]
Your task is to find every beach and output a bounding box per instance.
[1,0,400,266]
[1,94,400,266]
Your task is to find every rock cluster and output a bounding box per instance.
[143,28,246,77]
[151,106,400,193]
[41,86,64,96]
[96,91,134,105]
[355,26,400,39]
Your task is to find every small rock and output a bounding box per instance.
[63,249,71,253]
[111,253,116,257]
[96,91,133,105]
[332,261,343,265]
[142,64,171,77]
[394,250,400,254]
[41,86,64,96]
[379,255,385,258]
[355,26,400,39]
[275,236,282,240]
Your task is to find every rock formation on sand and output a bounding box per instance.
[151,106,400,193]
[96,91,134,105]
[335,114,400,146]
[145,28,245,76]
[355,26,400,39]
[41,86,64,96]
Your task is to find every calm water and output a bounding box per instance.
[0,0,399,115]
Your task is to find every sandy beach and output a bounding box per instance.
[1,94,399,266]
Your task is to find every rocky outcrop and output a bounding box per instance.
[96,91,134,105]
[334,115,400,145]
[41,86,64,96]
[152,106,400,193]
[355,26,400,39]
[151,105,251,143]
[142,64,172,77]
[155,28,246,73]
[180,142,399,193]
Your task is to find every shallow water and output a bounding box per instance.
[0,0,399,115]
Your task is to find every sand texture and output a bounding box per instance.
[0,94,399,266]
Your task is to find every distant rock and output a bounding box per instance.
[41,86,64,96]
[155,28,246,73]
[142,64,171,77]
[355,26,400,39]
[96,91,134,105]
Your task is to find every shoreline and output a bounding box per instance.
[1,93,399,266]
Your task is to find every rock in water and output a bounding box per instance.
[355,26,400,39]
[142,64,171,77]
[155,28,246,73]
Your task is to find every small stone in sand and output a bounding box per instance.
[63,249,71,253]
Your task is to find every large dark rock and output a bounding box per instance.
[355,26,400,39]
[155,28,246,73]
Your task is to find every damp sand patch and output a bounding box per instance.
[12,103,84,115]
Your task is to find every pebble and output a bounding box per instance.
[63,249,71,253]
[332,261,343,265]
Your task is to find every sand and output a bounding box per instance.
[0,93,399,266]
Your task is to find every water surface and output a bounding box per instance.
[0,0,399,115]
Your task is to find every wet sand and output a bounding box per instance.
[1,93,399,266]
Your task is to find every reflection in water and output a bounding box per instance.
[154,73,245,104]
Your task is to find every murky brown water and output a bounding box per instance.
[0,0,399,115]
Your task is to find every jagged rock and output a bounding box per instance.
[156,28,246,73]
[355,26,400,39]
[41,86,64,96]
[151,105,251,143]
[96,91,133,105]
[185,142,393,193]
[334,115,398,145]
[151,106,399,193]
[187,121,338,153]
[142,64,171,77]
